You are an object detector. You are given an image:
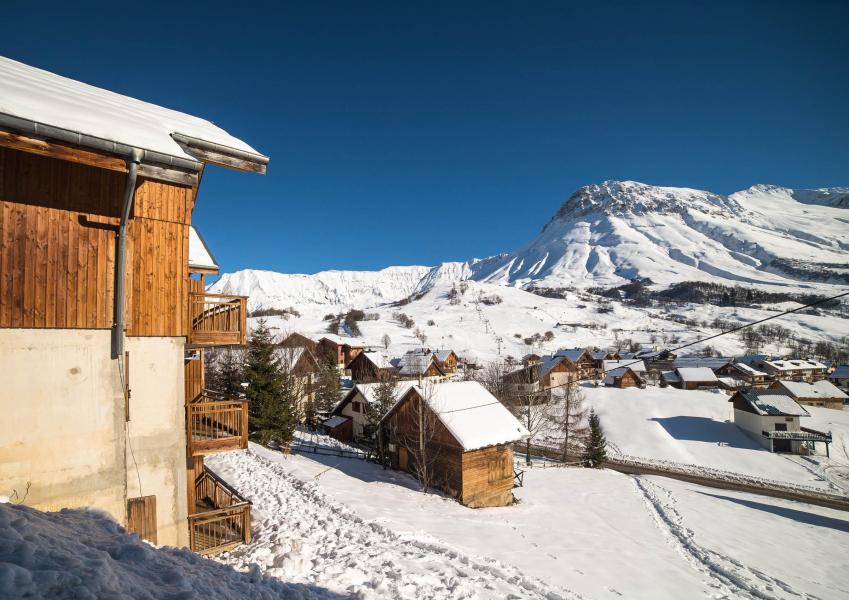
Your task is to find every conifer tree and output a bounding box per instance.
[208,347,244,397]
[582,409,608,468]
[314,361,342,413]
[243,319,296,444]
[365,371,398,438]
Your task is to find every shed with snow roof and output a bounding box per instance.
[828,365,849,389]
[662,367,719,390]
[378,381,529,508]
[729,389,831,455]
[602,360,646,388]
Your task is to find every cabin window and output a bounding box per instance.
[352,401,363,413]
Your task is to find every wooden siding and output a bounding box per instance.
[0,146,193,336]
[126,495,158,544]
[461,445,515,508]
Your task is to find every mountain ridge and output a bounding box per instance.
[212,181,849,308]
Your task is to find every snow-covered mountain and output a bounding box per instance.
[213,181,849,309]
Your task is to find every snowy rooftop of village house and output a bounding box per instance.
[602,359,647,385]
[554,348,589,362]
[339,381,417,410]
[188,226,219,272]
[676,367,719,382]
[831,365,849,379]
[433,349,455,362]
[322,415,349,429]
[397,354,439,376]
[733,362,768,376]
[736,390,811,417]
[672,357,732,370]
[415,381,529,451]
[0,56,266,163]
[358,350,394,369]
[763,358,828,371]
[779,380,849,400]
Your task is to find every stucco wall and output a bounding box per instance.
[0,329,188,548]
[124,336,188,547]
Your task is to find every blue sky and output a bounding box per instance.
[3,1,848,276]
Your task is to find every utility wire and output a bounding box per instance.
[436,288,849,415]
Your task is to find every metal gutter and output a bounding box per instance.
[111,148,143,359]
[0,111,201,171]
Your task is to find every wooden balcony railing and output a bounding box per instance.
[189,292,247,347]
[189,467,251,555]
[187,391,248,456]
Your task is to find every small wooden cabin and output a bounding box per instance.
[321,415,353,443]
[396,353,446,381]
[378,381,529,508]
[554,348,597,380]
[433,350,460,373]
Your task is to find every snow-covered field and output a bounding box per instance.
[584,385,849,493]
[207,442,849,599]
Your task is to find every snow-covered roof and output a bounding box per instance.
[322,416,349,429]
[356,350,394,370]
[829,365,849,379]
[343,381,417,410]
[0,56,267,165]
[554,348,590,362]
[434,350,456,362]
[732,362,768,377]
[735,390,810,417]
[400,382,529,451]
[397,354,442,376]
[661,371,681,383]
[188,226,219,272]
[776,380,848,401]
[602,360,646,385]
[763,359,827,371]
[676,367,718,383]
[672,357,732,371]
[536,355,567,378]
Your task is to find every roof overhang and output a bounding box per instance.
[172,133,269,174]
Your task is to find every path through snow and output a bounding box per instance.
[213,449,580,600]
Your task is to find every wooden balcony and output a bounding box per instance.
[189,467,251,555]
[187,391,249,456]
[188,292,247,347]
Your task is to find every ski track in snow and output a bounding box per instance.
[212,449,581,600]
[630,476,817,600]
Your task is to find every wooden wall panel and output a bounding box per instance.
[0,147,194,337]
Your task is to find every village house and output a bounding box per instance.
[378,381,529,508]
[662,367,719,390]
[729,389,831,455]
[433,349,460,373]
[828,365,849,389]
[346,350,397,383]
[769,380,848,410]
[279,332,318,353]
[333,381,418,440]
[554,348,597,380]
[279,346,322,421]
[602,360,647,388]
[504,355,578,396]
[395,353,446,382]
[590,350,622,378]
[317,335,366,369]
[729,362,770,388]
[0,57,267,554]
[760,358,828,382]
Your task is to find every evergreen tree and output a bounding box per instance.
[314,361,342,413]
[208,347,244,397]
[582,409,608,468]
[365,372,398,439]
[243,320,296,444]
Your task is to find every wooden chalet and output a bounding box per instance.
[554,348,597,380]
[378,382,529,508]
[346,350,397,383]
[662,367,719,390]
[760,359,828,382]
[318,335,366,368]
[279,346,322,421]
[0,57,268,555]
[602,360,647,388]
[769,380,848,410]
[279,332,318,353]
[396,353,446,381]
[433,349,460,373]
[504,355,577,395]
[729,362,770,388]
[590,350,621,378]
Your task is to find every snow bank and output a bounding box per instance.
[0,502,338,599]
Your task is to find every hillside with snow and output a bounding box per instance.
[211,181,849,362]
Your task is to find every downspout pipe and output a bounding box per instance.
[111,148,143,359]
